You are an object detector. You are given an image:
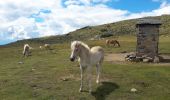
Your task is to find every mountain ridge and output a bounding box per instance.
[7,15,170,46]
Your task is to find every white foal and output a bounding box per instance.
[70,41,104,93]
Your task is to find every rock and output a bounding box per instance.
[125,54,130,58]
[153,56,160,63]
[125,57,130,61]
[63,78,68,81]
[131,88,137,92]
[129,55,136,58]
[130,57,136,61]
[146,57,153,61]
[121,51,127,53]
[142,55,147,58]
[60,77,69,81]
[142,56,153,63]
[143,58,150,63]
[90,38,95,40]
[18,61,24,64]
[136,57,143,62]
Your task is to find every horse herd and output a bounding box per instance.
[23,43,52,57]
[22,39,120,93]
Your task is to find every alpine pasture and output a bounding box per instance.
[0,35,170,100]
[1,15,170,100]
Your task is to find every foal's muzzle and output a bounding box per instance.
[70,57,75,62]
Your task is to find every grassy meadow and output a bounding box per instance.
[0,35,170,100]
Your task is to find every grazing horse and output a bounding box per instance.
[23,44,32,57]
[106,39,120,47]
[44,44,52,50]
[70,41,104,93]
[39,46,43,49]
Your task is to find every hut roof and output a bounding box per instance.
[136,19,162,25]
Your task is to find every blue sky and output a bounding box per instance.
[108,0,161,12]
[0,0,170,45]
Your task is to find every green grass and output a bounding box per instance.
[159,35,170,54]
[0,36,170,100]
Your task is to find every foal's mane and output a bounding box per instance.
[79,41,90,50]
[72,41,90,50]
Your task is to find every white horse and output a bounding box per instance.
[44,44,51,50]
[70,41,104,93]
[39,46,43,49]
[23,44,32,57]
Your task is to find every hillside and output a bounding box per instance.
[7,15,170,46]
[69,15,170,38]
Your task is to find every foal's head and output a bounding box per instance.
[70,41,81,62]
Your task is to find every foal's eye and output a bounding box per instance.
[75,48,78,51]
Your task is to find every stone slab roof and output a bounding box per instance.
[136,19,162,25]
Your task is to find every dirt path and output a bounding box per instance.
[104,53,127,62]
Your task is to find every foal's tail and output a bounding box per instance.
[93,46,104,64]
[100,56,104,64]
[99,49,104,64]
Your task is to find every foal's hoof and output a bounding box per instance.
[79,89,83,92]
[96,80,100,84]
[89,90,92,94]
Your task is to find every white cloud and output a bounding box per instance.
[0,0,170,44]
[7,17,37,40]
[0,0,62,41]
[8,25,30,40]
[160,0,170,7]
[64,0,111,6]
[152,0,170,7]
[64,0,81,6]
[41,4,128,36]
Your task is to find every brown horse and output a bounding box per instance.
[106,39,120,47]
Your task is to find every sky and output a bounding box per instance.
[0,0,170,45]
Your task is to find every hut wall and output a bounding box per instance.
[136,25,159,58]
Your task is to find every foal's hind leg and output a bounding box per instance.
[117,42,120,47]
[87,66,92,93]
[96,63,101,84]
[79,65,84,92]
[26,51,29,57]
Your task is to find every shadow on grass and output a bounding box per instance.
[92,82,119,100]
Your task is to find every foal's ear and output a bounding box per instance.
[75,44,80,48]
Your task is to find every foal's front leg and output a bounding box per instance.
[79,65,84,92]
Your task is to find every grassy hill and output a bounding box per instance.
[69,14,170,36]
[6,15,170,46]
